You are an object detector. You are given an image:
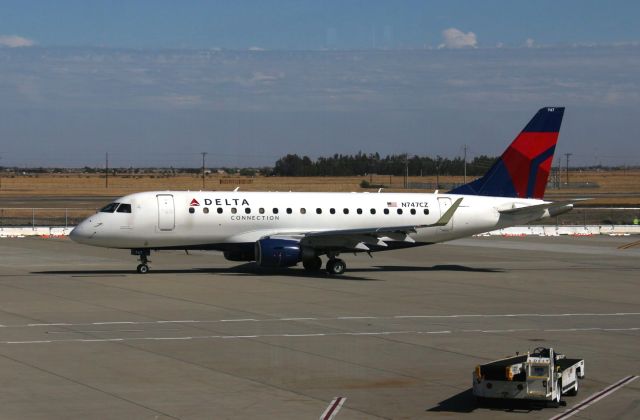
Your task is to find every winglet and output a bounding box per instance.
[424,198,463,227]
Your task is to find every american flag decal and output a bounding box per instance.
[387,202,397,207]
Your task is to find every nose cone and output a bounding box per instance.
[69,219,93,244]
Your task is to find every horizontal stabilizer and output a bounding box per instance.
[498,199,589,216]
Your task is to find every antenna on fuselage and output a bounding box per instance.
[233,187,240,192]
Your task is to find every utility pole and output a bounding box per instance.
[463,144,467,184]
[564,153,572,185]
[201,152,207,189]
[404,153,409,189]
[105,152,109,189]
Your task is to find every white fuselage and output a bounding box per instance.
[70,191,544,250]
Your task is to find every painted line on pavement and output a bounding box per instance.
[2,326,638,345]
[549,375,639,420]
[1,312,638,329]
[320,397,346,420]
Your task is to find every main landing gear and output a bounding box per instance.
[302,256,323,272]
[326,257,346,275]
[131,249,151,274]
[302,254,347,275]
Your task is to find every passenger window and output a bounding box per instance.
[424,208,429,215]
[100,203,119,213]
[217,207,223,214]
[300,208,306,214]
[116,204,132,213]
[384,208,389,215]
[370,208,376,215]
[330,208,335,214]
[410,209,416,215]
[273,208,279,214]
[189,207,195,214]
[343,208,349,215]
[316,208,322,214]
[245,207,251,214]
[286,208,292,214]
[397,209,403,215]
[357,208,363,214]
[203,207,209,214]
[231,208,237,214]
[259,208,265,214]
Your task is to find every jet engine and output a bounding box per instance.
[255,238,301,267]
[223,248,255,262]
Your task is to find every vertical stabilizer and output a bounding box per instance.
[450,107,564,199]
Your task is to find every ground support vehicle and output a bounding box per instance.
[473,347,585,407]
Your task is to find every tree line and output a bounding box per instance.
[272,152,497,177]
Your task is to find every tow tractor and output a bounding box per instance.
[473,347,585,407]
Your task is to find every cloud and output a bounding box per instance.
[248,46,265,51]
[438,28,477,49]
[0,35,35,48]
[525,38,535,48]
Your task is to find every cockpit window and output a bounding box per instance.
[100,203,119,213]
[116,204,132,213]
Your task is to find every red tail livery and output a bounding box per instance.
[450,107,564,199]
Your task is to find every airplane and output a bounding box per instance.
[70,107,574,275]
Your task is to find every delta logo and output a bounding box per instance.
[190,198,200,206]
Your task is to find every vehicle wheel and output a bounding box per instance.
[567,380,578,396]
[136,264,149,274]
[303,256,322,271]
[553,381,562,407]
[327,258,346,275]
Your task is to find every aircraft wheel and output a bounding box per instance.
[303,256,322,271]
[137,264,149,274]
[326,259,346,275]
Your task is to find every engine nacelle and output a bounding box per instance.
[223,248,255,262]
[255,238,301,268]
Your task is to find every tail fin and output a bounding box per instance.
[450,107,564,199]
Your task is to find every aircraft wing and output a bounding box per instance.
[267,198,463,252]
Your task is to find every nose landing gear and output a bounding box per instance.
[131,249,151,274]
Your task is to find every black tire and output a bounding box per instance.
[136,264,149,274]
[302,256,322,271]
[567,380,578,396]
[327,258,346,275]
[553,381,562,407]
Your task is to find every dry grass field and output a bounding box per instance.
[0,170,638,205]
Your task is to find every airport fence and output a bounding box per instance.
[0,208,96,228]
[0,207,638,228]
[542,207,640,226]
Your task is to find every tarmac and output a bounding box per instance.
[0,235,638,419]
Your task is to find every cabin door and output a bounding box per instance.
[157,194,175,231]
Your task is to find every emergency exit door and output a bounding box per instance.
[157,194,175,231]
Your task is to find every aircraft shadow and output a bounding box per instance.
[31,263,377,281]
[33,263,500,280]
[351,265,504,273]
[427,388,557,413]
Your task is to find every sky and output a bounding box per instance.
[0,1,639,167]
